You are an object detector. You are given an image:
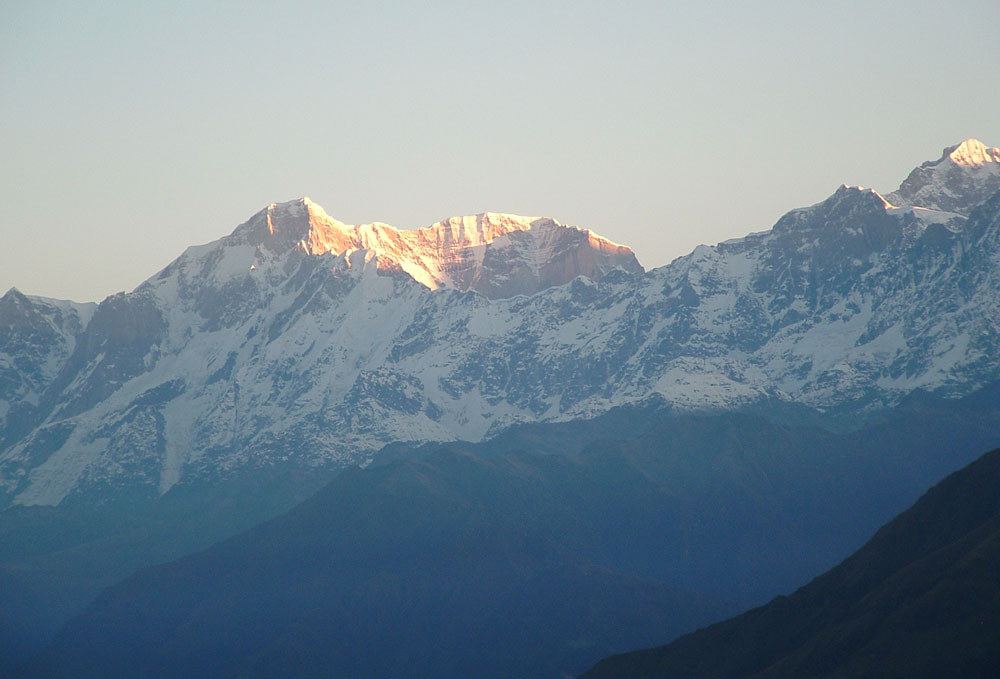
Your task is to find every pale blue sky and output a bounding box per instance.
[2,1,998,301]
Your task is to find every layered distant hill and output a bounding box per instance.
[582,446,1000,679]
[12,404,1000,679]
[2,139,1000,507]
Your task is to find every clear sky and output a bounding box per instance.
[2,1,998,302]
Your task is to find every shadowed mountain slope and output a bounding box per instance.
[10,448,734,679]
[582,447,1000,679]
[11,384,1000,679]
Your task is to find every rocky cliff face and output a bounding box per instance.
[1,140,999,506]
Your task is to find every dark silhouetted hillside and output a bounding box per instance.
[582,447,1000,679]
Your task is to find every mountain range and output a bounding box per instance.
[2,137,1000,674]
[2,138,1000,507]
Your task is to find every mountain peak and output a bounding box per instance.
[221,197,354,256]
[945,138,1000,167]
[886,138,1000,214]
[213,200,641,298]
[832,183,893,205]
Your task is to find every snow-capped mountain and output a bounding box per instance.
[0,292,95,441]
[887,138,1000,214]
[2,139,999,506]
[228,199,642,298]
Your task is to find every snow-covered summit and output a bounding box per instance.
[946,138,1000,167]
[230,197,355,255]
[887,138,1000,214]
[222,198,643,299]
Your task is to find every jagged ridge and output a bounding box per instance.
[228,198,643,298]
[2,140,1000,506]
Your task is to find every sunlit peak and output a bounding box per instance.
[947,138,1000,167]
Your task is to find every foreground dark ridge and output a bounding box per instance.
[582,447,1000,679]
